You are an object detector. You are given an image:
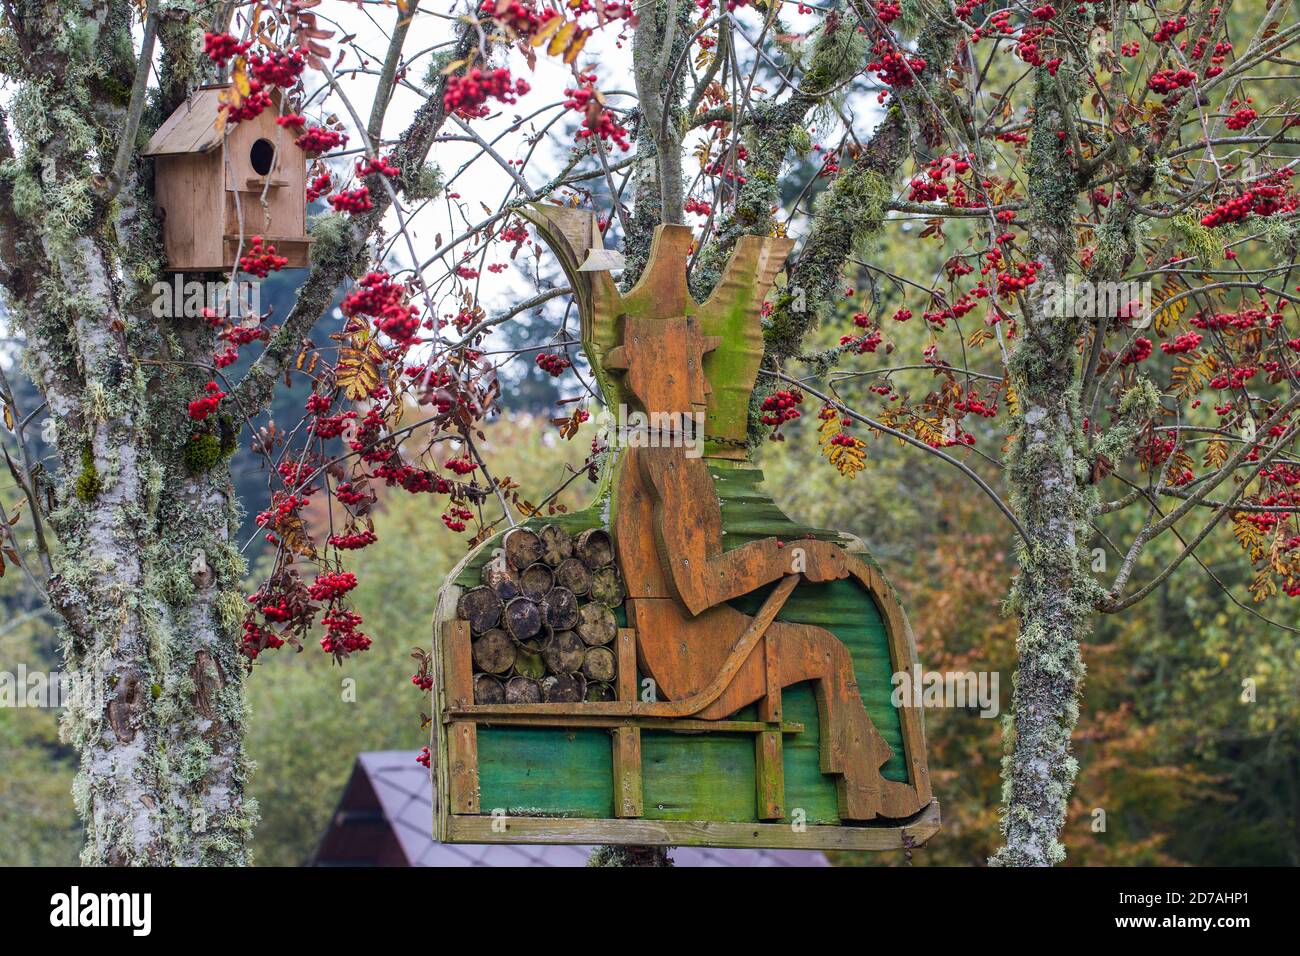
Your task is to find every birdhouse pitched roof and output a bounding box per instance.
[143,86,230,157]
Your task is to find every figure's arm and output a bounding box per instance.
[639,451,848,616]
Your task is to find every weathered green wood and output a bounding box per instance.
[476,726,614,818]
[447,799,942,850]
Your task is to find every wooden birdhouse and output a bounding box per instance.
[144,85,312,272]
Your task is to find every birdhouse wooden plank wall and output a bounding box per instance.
[144,85,312,272]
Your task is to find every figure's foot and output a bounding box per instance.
[828,705,890,821]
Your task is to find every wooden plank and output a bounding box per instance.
[443,620,474,710]
[754,730,784,820]
[447,799,941,850]
[759,632,782,723]
[446,709,802,734]
[447,721,479,814]
[611,727,643,818]
[616,627,637,702]
[478,725,613,818]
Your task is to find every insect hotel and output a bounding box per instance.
[144,84,311,272]
[431,209,939,851]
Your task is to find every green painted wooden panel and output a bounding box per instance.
[477,727,614,818]
[450,462,910,822]
[642,728,756,822]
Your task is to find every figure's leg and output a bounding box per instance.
[696,619,913,821]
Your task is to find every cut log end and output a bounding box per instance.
[473,673,506,704]
[505,676,542,704]
[457,586,503,634]
[520,562,555,601]
[589,567,626,608]
[576,602,617,646]
[542,586,580,631]
[503,527,544,571]
[575,528,614,569]
[540,672,587,703]
[542,629,586,674]
[582,645,617,683]
[471,629,516,675]
[503,596,543,643]
[539,524,575,567]
[554,557,593,595]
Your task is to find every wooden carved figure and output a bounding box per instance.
[431,206,936,848]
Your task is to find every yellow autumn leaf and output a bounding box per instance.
[563,28,589,65]
[231,59,251,98]
[548,20,577,58]
[531,14,564,47]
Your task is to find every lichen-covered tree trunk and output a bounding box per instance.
[990,62,1096,867]
[0,1,255,865]
[36,215,255,867]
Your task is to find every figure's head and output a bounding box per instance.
[603,315,722,421]
[520,209,794,458]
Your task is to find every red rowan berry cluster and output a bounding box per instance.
[1209,365,1258,390]
[321,608,371,655]
[1153,16,1187,42]
[277,113,306,130]
[357,155,401,178]
[308,571,358,602]
[249,48,306,87]
[1148,67,1196,95]
[238,236,288,278]
[335,482,369,506]
[296,126,347,154]
[310,410,358,439]
[867,41,926,98]
[220,82,273,123]
[1121,337,1153,365]
[444,68,530,119]
[479,0,559,37]
[761,389,803,428]
[203,32,250,65]
[444,455,479,476]
[563,76,631,151]
[683,197,712,218]
[241,620,284,659]
[442,507,475,532]
[1200,172,1296,227]
[374,463,451,495]
[536,352,571,376]
[327,529,378,550]
[840,329,884,354]
[188,381,225,420]
[1161,332,1203,355]
[955,391,998,417]
[1225,104,1257,131]
[306,171,332,202]
[328,186,374,215]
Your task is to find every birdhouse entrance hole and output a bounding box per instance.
[250,139,275,176]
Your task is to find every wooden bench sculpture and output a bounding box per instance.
[430,208,938,850]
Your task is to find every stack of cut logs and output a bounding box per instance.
[457,525,624,705]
